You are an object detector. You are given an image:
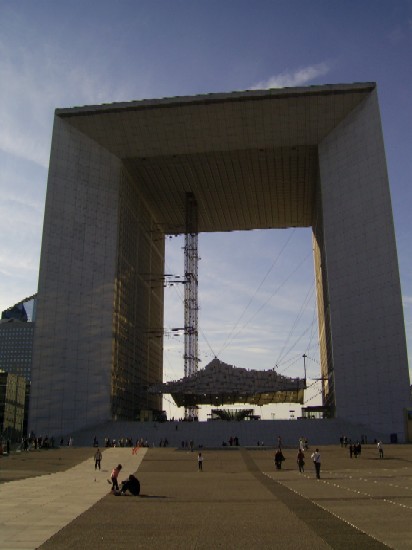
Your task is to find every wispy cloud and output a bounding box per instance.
[0,37,143,168]
[251,62,330,90]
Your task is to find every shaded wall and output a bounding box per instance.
[112,168,164,419]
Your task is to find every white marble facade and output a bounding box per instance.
[29,84,410,440]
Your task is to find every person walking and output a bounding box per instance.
[297,448,305,473]
[108,464,122,491]
[377,440,384,458]
[198,452,203,471]
[94,448,102,470]
[311,448,321,479]
[274,448,285,470]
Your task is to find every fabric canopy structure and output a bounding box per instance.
[149,358,305,407]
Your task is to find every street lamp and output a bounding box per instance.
[302,354,307,383]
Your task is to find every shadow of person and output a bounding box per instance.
[138,494,168,499]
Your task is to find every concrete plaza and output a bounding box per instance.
[1,444,411,549]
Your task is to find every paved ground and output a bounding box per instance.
[0,444,411,549]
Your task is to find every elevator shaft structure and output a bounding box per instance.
[184,192,199,419]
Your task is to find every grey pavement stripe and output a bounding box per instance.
[240,449,388,550]
[0,448,147,550]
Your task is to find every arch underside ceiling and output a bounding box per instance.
[59,83,373,234]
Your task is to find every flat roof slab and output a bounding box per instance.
[57,83,375,233]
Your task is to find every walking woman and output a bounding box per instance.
[297,448,305,473]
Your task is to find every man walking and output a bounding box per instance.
[311,448,321,479]
[198,452,204,471]
[94,448,102,470]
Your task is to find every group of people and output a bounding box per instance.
[340,434,369,447]
[19,435,78,450]
[340,436,384,459]
[20,435,55,451]
[103,437,137,448]
[274,446,321,478]
[99,435,385,497]
[273,435,386,479]
[181,440,195,451]
[93,449,141,496]
[99,436,158,449]
[108,464,141,496]
[348,441,362,458]
[273,436,321,478]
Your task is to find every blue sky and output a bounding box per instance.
[0,1,411,417]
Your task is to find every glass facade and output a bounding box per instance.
[0,321,34,382]
[112,170,163,419]
[0,372,27,440]
[1,303,28,322]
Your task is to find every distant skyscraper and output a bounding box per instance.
[1,302,28,322]
[1,294,37,323]
[0,319,34,382]
[0,296,36,382]
[0,297,35,439]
